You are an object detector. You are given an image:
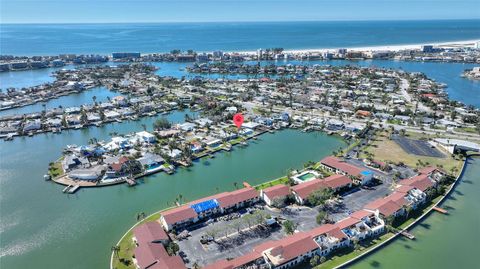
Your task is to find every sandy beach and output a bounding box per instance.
[234,39,480,54]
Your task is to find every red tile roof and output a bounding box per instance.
[350,209,374,220]
[203,251,263,269]
[216,187,259,208]
[291,179,327,200]
[365,195,404,217]
[320,156,364,177]
[133,221,169,245]
[328,227,348,240]
[335,217,362,230]
[161,187,259,226]
[161,205,197,225]
[323,174,352,189]
[262,184,290,200]
[134,242,186,269]
[263,232,319,266]
[396,185,414,193]
[399,174,434,192]
[307,223,336,238]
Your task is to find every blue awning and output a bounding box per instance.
[191,199,219,213]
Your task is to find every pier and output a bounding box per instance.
[400,230,416,240]
[433,206,448,214]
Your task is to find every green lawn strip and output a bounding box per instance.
[254,176,289,190]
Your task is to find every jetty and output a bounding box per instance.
[433,206,448,214]
[400,230,415,240]
[126,178,137,186]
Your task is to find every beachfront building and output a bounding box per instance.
[320,156,373,185]
[160,187,259,231]
[260,184,291,207]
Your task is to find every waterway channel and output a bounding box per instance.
[0,117,345,268]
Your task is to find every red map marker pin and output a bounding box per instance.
[233,113,244,129]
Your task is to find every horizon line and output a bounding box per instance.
[2,18,480,25]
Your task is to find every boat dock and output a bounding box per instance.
[400,230,415,240]
[433,206,448,214]
[126,178,137,186]
[68,185,81,193]
[62,185,71,193]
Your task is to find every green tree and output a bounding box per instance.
[282,219,296,235]
[153,117,171,130]
[316,210,328,224]
[306,188,334,207]
[310,255,321,267]
[166,242,179,255]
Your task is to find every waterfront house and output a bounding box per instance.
[46,118,62,128]
[62,154,89,171]
[135,131,156,143]
[105,156,142,178]
[23,120,42,132]
[66,115,81,125]
[137,153,164,170]
[260,184,291,206]
[104,110,120,120]
[68,166,104,181]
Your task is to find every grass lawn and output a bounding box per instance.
[254,176,289,190]
[315,232,395,269]
[48,161,64,178]
[112,214,167,269]
[360,131,463,174]
[455,127,479,134]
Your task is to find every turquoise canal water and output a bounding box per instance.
[0,86,121,117]
[0,114,345,268]
[2,60,478,107]
[350,157,480,269]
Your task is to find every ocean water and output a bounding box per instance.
[1,20,480,55]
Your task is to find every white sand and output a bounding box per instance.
[232,39,480,55]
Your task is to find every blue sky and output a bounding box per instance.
[1,0,479,23]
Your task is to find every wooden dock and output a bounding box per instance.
[126,178,137,186]
[433,207,448,214]
[400,230,415,240]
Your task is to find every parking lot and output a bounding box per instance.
[177,180,395,267]
[393,135,444,157]
[177,209,285,267]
